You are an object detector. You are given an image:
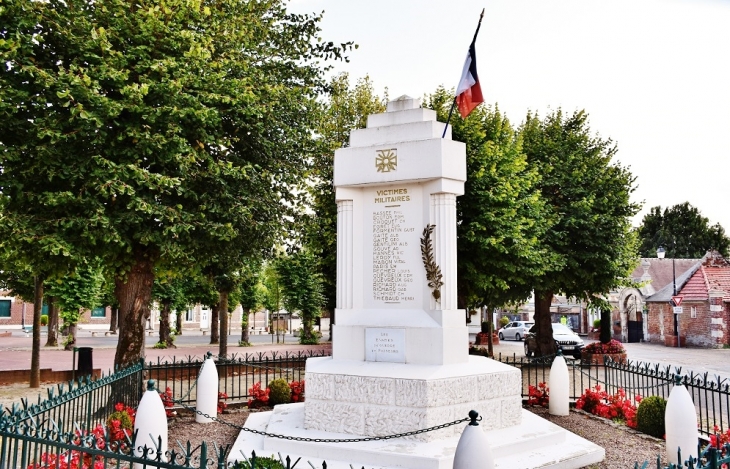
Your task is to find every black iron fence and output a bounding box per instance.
[4,348,730,469]
[146,350,328,407]
[496,352,730,438]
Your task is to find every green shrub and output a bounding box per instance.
[234,455,285,469]
[636,395,667,438]
[499,316,510,328]
[267,379,292,407]
[592,318,601,330]
[40,315,49,326]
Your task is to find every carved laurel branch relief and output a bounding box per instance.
[420,224,444,301]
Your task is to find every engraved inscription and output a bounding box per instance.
[365,328,405,363]
[372,190,416,303]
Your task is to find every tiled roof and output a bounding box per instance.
[646,251,730,303]
[632,258,701,297]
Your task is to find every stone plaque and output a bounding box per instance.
[365,328,406,363]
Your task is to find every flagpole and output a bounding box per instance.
[442,8,486,139]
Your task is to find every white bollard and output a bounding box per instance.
[665,378,698,465]
[549,352,569,416]
[195,352,219,423]
[453,410,494,469]
[133,380,168,468]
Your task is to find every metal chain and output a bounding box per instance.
[159,387,474,443]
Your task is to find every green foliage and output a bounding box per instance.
[500,316,510,328]
[0,0,353,369]
[592,319,601,329]
[424,89,552,310]
[40,315,49,326]
[234,456,286,469]
[637,202,730,258]
[267,379,292,407]
[106,409,134,434]
[635,396,667,438]
[519,109,640,355]
[47,261,106,326]
[274,251,324,344]
[520,108,641,302]
[238,341,252,347]
[304,73,388,314]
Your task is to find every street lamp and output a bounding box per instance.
[656,246,679,348]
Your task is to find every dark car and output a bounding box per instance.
[525,323,584,359]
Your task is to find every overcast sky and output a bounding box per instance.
[289,0,730,232]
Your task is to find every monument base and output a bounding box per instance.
[228,404,605,469]
[304,356,522,441]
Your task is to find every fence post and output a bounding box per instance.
[665,376,698,465]
[196,351,219,423]
[453,410,494,469]
[549,350,569,416]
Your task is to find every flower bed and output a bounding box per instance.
[582,339,627,364]
[576,385,641,429]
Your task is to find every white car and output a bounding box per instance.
[498,321,534,341]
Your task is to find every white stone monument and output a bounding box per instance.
[229,96,604,469]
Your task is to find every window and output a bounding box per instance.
[185,309,194,322]
[91,307,106,318]
[0,300,10,317]
[690,306,697,319]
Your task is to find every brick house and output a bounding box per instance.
[645,251,730,348]
[0,292,114,330]
[608,257,700,343]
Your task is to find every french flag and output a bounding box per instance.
[456,39,483,118]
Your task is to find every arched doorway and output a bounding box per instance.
[623,292,643,343]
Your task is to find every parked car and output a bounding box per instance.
[524,323,584,359]
[498,321,534,341]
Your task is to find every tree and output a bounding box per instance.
[520,109,641,356]
[1,0,352,368]
[637,202,730,258]
[304,73,387,339]
[151,276,192,349]
[275,250,324,344]
[423,88,553,318]
[46,260,105,350]
[237,261,266,346]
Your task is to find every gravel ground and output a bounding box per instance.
[163,404,669,469]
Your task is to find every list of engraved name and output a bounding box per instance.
[372,188,415,303]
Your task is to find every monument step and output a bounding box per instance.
[228,404,604,469]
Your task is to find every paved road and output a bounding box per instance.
[0,329,330,375]
[3,328,729,382]
[493,337,730,380]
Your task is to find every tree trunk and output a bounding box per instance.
[241,308,250,344]
[159,301,176,348]
[64,323,77,351]
[176,311,182,335]
[109,307,118,334]
[219,290,229,357]
[485,305,494,358]
[534,290,557,356]
[210,303,220,344]
[45,296,59,347]
[30,275,43,388]
[113,251,155,369]
[329,308,334,342]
